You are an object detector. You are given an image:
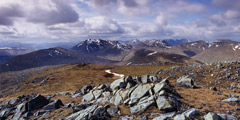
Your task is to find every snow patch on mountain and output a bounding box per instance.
[147,51,157,56]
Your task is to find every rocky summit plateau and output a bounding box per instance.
[0,61,240,120]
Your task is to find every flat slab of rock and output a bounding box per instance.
[129,84,153,105]
[130,96,155,113]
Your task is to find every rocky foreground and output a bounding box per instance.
[0,70,239,120]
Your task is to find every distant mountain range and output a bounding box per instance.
[0,47,38,63]
[1,39,240,73]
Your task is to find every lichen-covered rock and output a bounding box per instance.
[176,76,195,88]
[92,89,103,99]
[222,97,240,102]
[204,112,221,120]
[110,78,125,90]
[110,91,123,106]
[130,96,155,113]
[107,106,119,116]
[173,108,198,120]
[217,113,238,120]
[82,91,95,102]
[156,96,179,111]
[141,75,149,83]
[43,99,63,111]
[65,105,98,120]
[81,85,93,95]
[153,112,175,120]
[129,84,153,105]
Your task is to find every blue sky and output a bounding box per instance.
[0,0,240,44]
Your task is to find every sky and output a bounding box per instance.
[0,0,240,44]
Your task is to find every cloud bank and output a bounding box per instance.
[0,0,239,43]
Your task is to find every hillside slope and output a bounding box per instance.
[193,40,240,63]
[121,49,201,65]
[0,47,114,73]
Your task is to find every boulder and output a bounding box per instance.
[81,85,93,95]
[120,115,134,120]
[27,95,49,112]
[222,97,240,102]
[90,106,110,119]
[96,96,112,104]
[82,91,95,102]
[153,112,175,120]
[92,89,103,99]
[107,106,119,116]
[65,105,98,120]
[173,108,198,120]
[0,108,15,119]
[141,75,149,83]
[153,83,165,94]
[33,110,50,116]
[129,84,153,105]
[217,113,238,120]
[149,76,161,83]
[11,102,28,119]
[72,103,92,113]
[72,90,82,98]
[204,112,221,120]
[130,96,155,113]
[138,116,148,120]
[110,78,125,90]
[156,96,179,111]
[110,91,123,106]
[176,76,195,88]
[43,99,63,111]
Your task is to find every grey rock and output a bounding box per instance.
[173,108,198,120]
[0,108,14,119]
[82,91,95,102]
[204,112,221,120]
[107,107,119,116]
[176,76,195,88]
[149,76,161,83]
[65,105,98,120]
[156,96,179,111]
[110,78,125,90]
[130,96,155,113]
[27,95,49,112]
[217,113,238,120]
[96,96,111,104]
[60,92,70,96]
[72,93,82,98]
[138,116,148,120]
[141,75,149,83]
[81,85,93,95]
[120,115,134,120]
[110,91,123,105]
[33,110,50,116]
[22,112,33,118]
[153,112,175,120]
[12,102,28,119]
[222,97,240,102]
[43,99,63,111]
[92,89,103,99]
[72,103,92,113]
[64,102,74,108]
[129,84,153,105]
[153,83,165,94]
[183,108,198,118]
